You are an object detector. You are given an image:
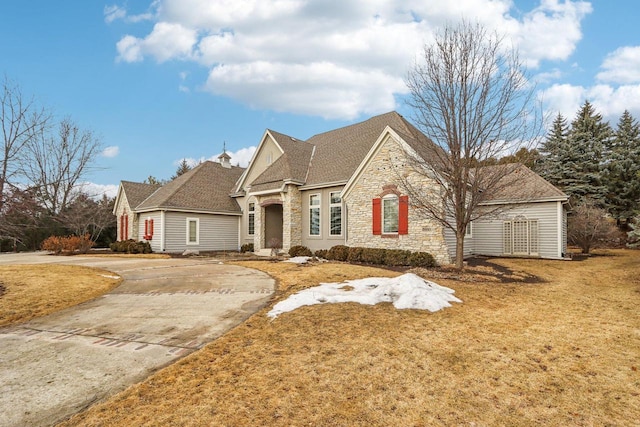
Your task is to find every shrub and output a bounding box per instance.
[360,247,386,265]
[384,249,412,266]
[109,239,152,254]
[240,243,254,253]
[314,249,328,259]
[289,245,312,257]
[347,246,364,263]
[326,245,350,261]
[42,234,95,255]
[408,251,437,268]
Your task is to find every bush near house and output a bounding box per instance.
[41,235,95,254]
[109,239,152,254]
[288,245,313,257]
[240,243,254,253]
[317,245,437,268]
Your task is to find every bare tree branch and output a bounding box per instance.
[403,21,543,268]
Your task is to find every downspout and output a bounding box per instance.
[557,201,563,259]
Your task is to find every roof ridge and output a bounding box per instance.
[308,111,400,139]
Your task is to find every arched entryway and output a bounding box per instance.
[264,203,283,249]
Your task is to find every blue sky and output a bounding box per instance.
[1,1,639,197]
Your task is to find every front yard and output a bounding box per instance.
[47,249,640,425]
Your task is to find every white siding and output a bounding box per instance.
[444,227,474,260]
[163,212,239,253]
[472,201,563,259]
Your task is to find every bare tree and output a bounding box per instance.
[568,198,617,254]
[23,117,102,214]
[403,21,542,268]
[0,76,50,211]
[58,193,115,242]
[0,184,46,249]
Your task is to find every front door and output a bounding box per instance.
[264,204,283,249]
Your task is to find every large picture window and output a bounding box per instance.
[383,196,399,234]
[248,202,255,235]
[330,192,342,236]
[309,194,320,236]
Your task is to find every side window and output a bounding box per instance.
[330,192,342,236]
[309,194,320,236]
[248,202,255,235]
[187,218,199,244]
[382,195,399,234]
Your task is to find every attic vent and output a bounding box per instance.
[290,137,297,141]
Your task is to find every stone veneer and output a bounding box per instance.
[114,192,138,241]
[252,184,303,252]
[344,136,452,264]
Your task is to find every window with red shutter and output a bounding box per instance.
[399,195,409,235]
[149,219,154,238]
[372,198,381,235]
[124,214,128,240]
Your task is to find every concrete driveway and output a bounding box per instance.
[0,252,275,427]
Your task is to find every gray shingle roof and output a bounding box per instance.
[480,164,568,203]
[136,161,244,213]
[120,181,161,209]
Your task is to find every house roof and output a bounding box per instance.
[136,161,245,213]
[480,164,568,203]
[120,181,161,209]
[248,130,314,192]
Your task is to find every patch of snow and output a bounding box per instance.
[99,274,120,280]
[284,256,312,264]
[267,273,461,318]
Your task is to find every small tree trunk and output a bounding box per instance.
[455,232,465,270]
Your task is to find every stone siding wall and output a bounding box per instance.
[344,137,451,264]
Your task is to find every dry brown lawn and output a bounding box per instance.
[60,250,639,426]
[0,265,122,326]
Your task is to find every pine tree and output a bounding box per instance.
[172,159,192,180]
[538,113,570,184]
[604,110,640,224]
[562,101,612,203]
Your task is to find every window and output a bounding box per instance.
[186,218,199,244]
[330,192,342,236]
[465,222,473,238]
[309,194,320,236]
[144,218,154,240]
[383,196,399,234]
[266,152,273,165]
[372,194,409,235]
[248,202,255,235]
[120,214,128,240]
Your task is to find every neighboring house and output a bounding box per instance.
[114,111,569,263]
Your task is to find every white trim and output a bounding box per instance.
[557,201,563,258]
[160,210,166,251]
[246,186,285,196]
[382,194,399,235]
[248,201,256,236]
[308,193,321,237]
[299,180,348,191]
[480,195,569,206]
[235,130,285,192]
[329,191,343,237]
[186,217,199,245]
[135,207,241,216]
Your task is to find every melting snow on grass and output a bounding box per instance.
[284,256,313,264]
[267,273,461,318]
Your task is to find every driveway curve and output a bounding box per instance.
[0,253,274,427]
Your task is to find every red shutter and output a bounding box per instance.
[372,198,381,235]
[124,214,129,240]
[144,219,149,238]
[399,195,409,235]
[150,219,154,237]
[120,216,124,241]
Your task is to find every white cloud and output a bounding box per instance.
[104,3,155,24]
[78,182,119,199]
[597,46,640,84]
[541,83,640,122]
[104,5,126,24]
[174,146,256,169]
[101,146,120,158]
[113,0,591,119]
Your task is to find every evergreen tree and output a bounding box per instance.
[538,113,570,183]
[604,110,640,224]
[172,159,192,180]
[562,101,612,203]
